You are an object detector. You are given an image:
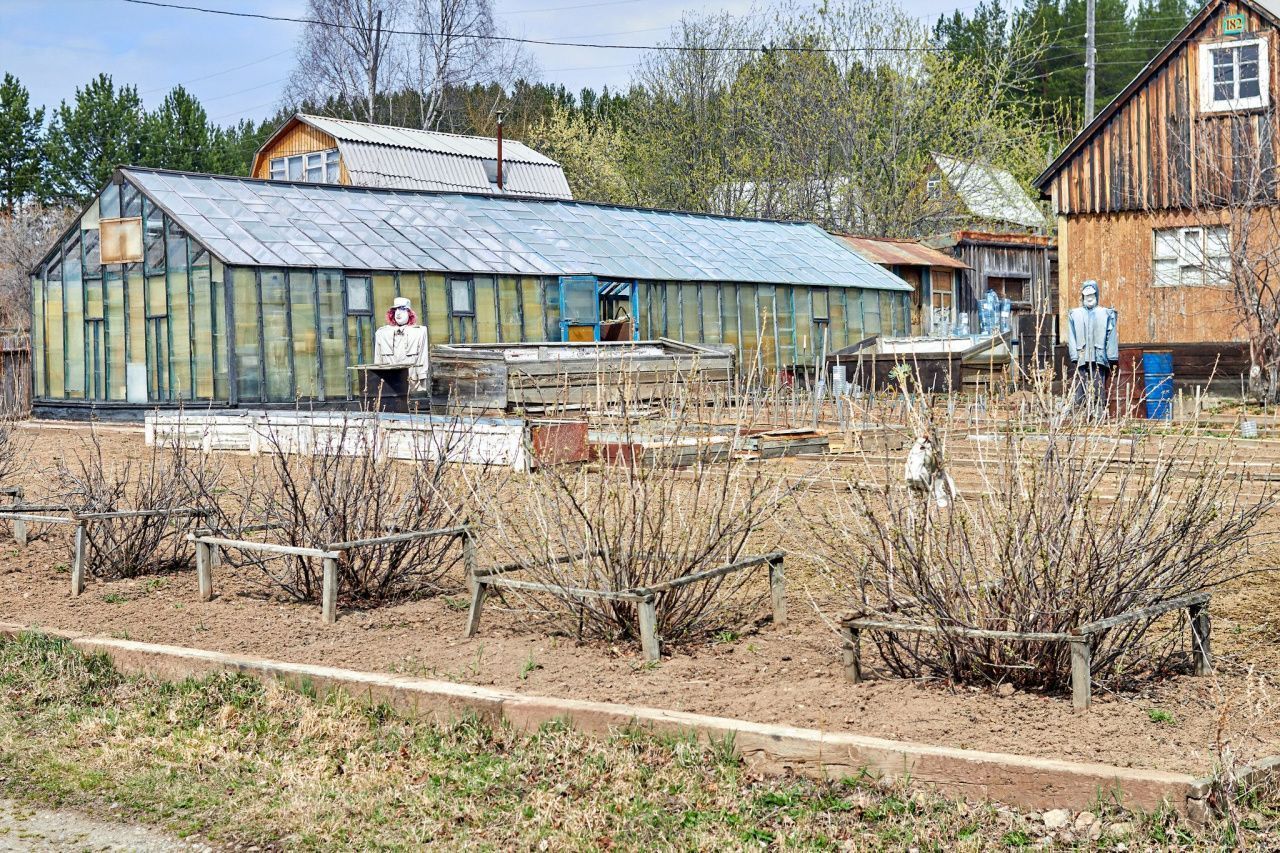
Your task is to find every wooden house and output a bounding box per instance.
[250,113,573,199]
[835,235,970,335]
[1034,0,1280,366]
[27,167,912,415]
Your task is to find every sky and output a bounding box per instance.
[0,0,978,127]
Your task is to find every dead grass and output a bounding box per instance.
[0,632,1276,850]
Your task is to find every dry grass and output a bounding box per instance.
[1,632,1275,850]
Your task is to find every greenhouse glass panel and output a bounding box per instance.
[45,271,64,398]
[211,260,229,400]
[168,261,192,400]
[191,262,214,399]
[702,286,721,344]
[31,277,44,398]
[290,270,318,398]
[720,284,739,350]
[317,270,346,398]
[231,267,262,402]
[474,276,498,342]
[261,269,292,401]
[372,272,396,319]
[424,273,448,346]
[520,277,543,343]
[63,237,85,398]
[125,266,146,392]
[680,283,700,342]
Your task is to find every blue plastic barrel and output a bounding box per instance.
[1142,350,1174,420]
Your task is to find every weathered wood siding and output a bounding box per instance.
[1050,2,1279,215]
[953,241,1053,318]
[251,122,348,182]
[1058,210,1241,343]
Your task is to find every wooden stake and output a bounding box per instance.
[1070,637,1092,709]
[1190,602,1213,676]
[12,517,26,548]
[464,580,488,638]
[768,554,786,626]
[321,557,338,624]
[71,522,87,597]
[195,541,213,602]
[840,624,862,683]
[638,598,660,662]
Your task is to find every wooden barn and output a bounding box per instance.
[27,167,911,416]
[250,113,573,199]
[1034,0,1280,379]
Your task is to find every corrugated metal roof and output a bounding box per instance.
[122,168,912,291]
[298,114,559,165]
[340,142,574,199]
[836,235,969,269]
[933,154,1046,230]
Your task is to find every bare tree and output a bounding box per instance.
[285,0,402,124]
[410,0,493,130]
[0,203,75,331]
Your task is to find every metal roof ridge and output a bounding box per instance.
[116,165,822,226]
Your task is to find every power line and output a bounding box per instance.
[138,49,294,97]
[119,0,951,53]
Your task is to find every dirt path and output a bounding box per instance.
[0,799,208,851]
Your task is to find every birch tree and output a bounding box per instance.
[286,0,402,124]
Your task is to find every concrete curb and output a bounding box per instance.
[0,623,1202,814]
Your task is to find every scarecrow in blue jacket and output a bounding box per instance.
[1066,280,1119,417]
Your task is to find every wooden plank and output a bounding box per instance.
[321,556,338,624]
[1073,591,1209,636]
[845,619,1072,643]
[190,534,340,561]
[485,576,649,602]
[638,599,660,662]
[328,525,468,551]
[71,522,87,597]
[196,540,213,602]
[638,551,782,595]
[1070,637,1092,710]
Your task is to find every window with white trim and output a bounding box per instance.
[1152,226,1231,287]
[1199,38,1269,112]
[269,149,340,183]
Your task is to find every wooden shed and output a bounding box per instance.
[1034,0,1280,361]
[924,231,1055,333]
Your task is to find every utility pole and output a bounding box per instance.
[1084,0,1096,122]
[369,7,384,123]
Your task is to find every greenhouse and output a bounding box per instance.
[30,167,911,412]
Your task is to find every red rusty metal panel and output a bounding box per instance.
[530,419,589,467]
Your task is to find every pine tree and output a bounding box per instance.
[142,86,214,172]
[43,74,145,203]
[0,74,45,213]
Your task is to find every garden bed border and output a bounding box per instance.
[2,622,1261,819]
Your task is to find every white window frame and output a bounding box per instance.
[1199,37,1269,113]
[269,148,341,183]
[1152,225,1232,287]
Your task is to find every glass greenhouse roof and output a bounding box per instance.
[121,168,911,291]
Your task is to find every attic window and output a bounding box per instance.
[270,148,340,183]
[1200,38,1269,112]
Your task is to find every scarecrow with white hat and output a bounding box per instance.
[374,296,430,391]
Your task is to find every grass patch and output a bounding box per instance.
[0,632,1273,849]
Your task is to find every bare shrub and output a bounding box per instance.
[474,391,792,645]
[810,383,1278,692]
[0,417,29,488]
[204,416,470,605]
[55,430,215,579]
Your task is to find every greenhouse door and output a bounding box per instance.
[558,275,599,342]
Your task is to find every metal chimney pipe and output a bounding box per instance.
[496,110,505,192]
